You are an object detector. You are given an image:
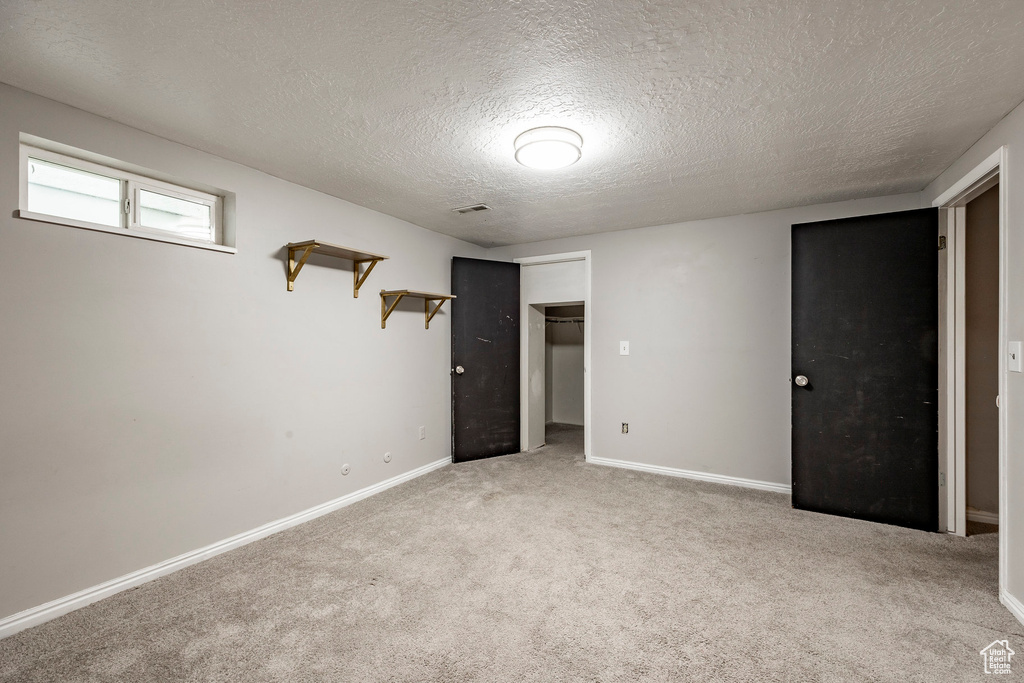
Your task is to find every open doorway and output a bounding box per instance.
[963,184,1000,536]
[515,251,591,456]
[544,304,585,444]
[935,146,1007,571]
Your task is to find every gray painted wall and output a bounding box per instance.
[0,84,485,621]
[965,185,1000,515]
[8,74,1024,629]
[489,193,926,486]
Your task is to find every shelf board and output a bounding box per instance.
[286,240,388,263]
[380,290,456,329]
[286,240,389,297]
[379,289,454,300]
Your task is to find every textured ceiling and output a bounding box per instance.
[2,1,1024,247]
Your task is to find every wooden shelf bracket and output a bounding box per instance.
[353,259,380,298]
[380,290,456,329]
[286,240,388,297]
[287,244,316,292]
[425,298,446,328]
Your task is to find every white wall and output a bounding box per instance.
[546,318,585,426]
[0,83,485,622]
[924,97,1024,612]
[490,193,925,487]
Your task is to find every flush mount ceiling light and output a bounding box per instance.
[514,126,583,170]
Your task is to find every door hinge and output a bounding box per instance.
[940,472,946,486]
[938,235,946,250]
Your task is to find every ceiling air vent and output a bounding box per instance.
[452,203,491,214]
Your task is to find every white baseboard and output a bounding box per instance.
[967,508,999,525]
[1001,589,1024,627]
[586,456,791,494]
[0,457,450,640]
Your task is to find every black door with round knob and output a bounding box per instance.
[792,208,938,531]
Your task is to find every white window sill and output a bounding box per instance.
[14,210,237,254]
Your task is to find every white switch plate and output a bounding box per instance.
[418,426,426,440]
[1010,341,1023,373]
[619,341,629,356]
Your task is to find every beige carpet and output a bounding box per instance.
[1,424,1020,681]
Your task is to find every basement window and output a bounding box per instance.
[17,139,232,253]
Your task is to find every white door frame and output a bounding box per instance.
[514,251,592,458]
[933,146,1007,585]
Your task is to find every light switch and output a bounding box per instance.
[1010,341,1023,373]
[619,341,629,356]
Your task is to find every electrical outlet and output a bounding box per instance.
[621,423,628,434]
[619,341,630,356]
[419,426,426,440]
[341,464,351,475]
[384,452,392,463]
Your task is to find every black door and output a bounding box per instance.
[451,257,520,463]
[792,208,938,531]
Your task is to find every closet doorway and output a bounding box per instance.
[515,251,592,457]
[544,305,585,443]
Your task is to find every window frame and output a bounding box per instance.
[17,142,233,254]
[129,178,219,243]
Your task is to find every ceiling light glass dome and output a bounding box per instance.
[514,127,583,170]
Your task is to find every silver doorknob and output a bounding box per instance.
[794,375,809,387]
[455,365,465,375]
